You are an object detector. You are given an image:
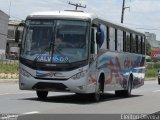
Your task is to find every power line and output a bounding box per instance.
[10,15,23,20]
[136,28,160,31]
[125,22,160,31]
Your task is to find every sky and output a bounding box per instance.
[0,0,160,40]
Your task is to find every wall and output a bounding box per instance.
[0,10,9,56]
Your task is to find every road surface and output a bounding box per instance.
[0,80,160,119]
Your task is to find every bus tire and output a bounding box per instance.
[36,91,48,100]
[115,76,132,97]
[91,76,104,102]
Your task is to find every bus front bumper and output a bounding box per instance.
[19,74,95,94]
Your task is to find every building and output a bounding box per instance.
[145,32,160,49]
[6,20,24,60]
[0,10,9,58]
[6,20,21,55]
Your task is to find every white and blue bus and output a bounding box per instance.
[15,11,146,101]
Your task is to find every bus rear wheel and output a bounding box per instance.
[36,91,48,100]
[115,76,132,97]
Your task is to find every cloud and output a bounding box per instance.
[0,0,160,40]
[123,0,160,40]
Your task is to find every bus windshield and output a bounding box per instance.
[21,20,89,63]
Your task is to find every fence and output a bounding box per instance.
[0,54,19,64]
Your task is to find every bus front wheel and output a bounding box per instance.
[36,91,48,100]
[91,80,102,102]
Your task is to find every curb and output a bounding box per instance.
[0,79,18,83]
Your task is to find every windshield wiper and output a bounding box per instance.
[34,44,52,62]
[54,46,70,63]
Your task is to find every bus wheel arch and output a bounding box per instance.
[90,72,105,102]
[129,73,133,89]
[98,73,105,93]
[126,74,133,96]
[115,74,133,97]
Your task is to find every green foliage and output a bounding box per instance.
[146,40,151,56]
[0,63,19,74]
[145,62,160,79]
[146,62,160,69]
[145,68,157,78]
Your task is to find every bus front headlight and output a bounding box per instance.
[71,72,85,80]
[21,68,31,78]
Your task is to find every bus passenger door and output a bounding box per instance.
[90,27,99,63]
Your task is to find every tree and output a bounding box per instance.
[146,40,151,56]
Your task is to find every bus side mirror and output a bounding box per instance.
[15,22,25,43]
[96,32,101,45]
[15,30,20,43]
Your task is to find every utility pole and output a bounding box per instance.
[121,0,130,23]
[68,1,86,11]
[9,0,12,18]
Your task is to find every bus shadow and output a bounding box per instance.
[20,93,143,105]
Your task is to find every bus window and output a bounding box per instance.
[130,33,133,52]
[138,36,142,54]
[117,30,123,52]
[132,34,136,53]
[109,27,115,51]
[142,36,145,55]
[99,24,107,49]
[126,32,130,52]
[123,31,126,52]
[106,26,109,49]
[136,35,138,53]
[115,29,117,51]
[91,28,95,54]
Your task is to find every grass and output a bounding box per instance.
[0,63,19,74]
[0,62,158,80]
[145,68,157,80]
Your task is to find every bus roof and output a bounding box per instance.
[95,18,145,36]
[27,11,96,21]
[27,10,145,35]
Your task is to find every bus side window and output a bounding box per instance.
[109,27,115,51]
[117,30,123,52]
[138,36,142,54]
[91,28,95,54]
[132,34,136,53]
[141,36,145,54]
[106,26,110,49]
[130,33,133,52]
[126,32,130,52]
[141,36,144,54]
[123,31,126,52]
[136,35,138,53]
[115,29,117,51]
[99,24,107,49]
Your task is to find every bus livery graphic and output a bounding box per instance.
[16,11,146,101]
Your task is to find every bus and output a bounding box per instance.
[15,11,146,102]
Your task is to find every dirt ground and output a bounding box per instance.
[0,73,18,79]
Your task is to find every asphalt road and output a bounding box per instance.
[0,80,160,118]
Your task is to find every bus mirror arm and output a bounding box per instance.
[18,42,21,48]
[15,30,20,43]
